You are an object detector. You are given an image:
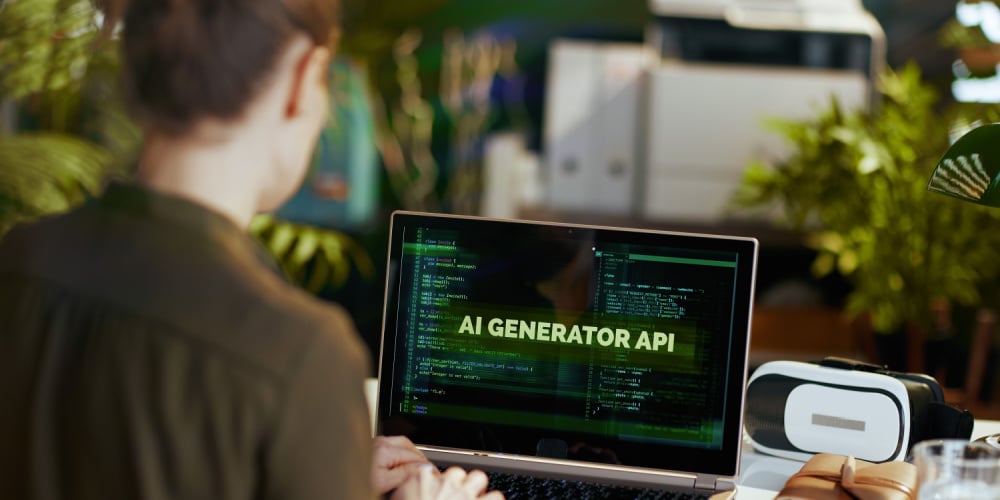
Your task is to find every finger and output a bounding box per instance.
[374,435,417,453]
[376,435,427,461]
[441,466,467,485]
[373,461,428,495]
[374,440,431,468]
[373,435,426,456]
[389,465,437,500]
[379,434,423,451]
[377,446,429,467]
[461,469,490,495]
[420,464,446,498]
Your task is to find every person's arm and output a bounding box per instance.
[261,321,375,500]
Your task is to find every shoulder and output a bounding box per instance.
[178,263,372,385]
[264,290,371,378]
[0,208,85,263]
[0,203,371,383]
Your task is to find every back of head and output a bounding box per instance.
[101,0,340,136]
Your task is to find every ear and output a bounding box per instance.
[285,45,331,119]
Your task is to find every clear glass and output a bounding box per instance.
[913,439,1000,500]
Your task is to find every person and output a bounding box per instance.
[0,0,502,498]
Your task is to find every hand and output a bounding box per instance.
[372,435,433,495]
[391,465,505,500]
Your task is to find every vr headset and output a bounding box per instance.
[745,358,973,463]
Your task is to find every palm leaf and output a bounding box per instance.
[250,214,376,293]
[0,132,113,235]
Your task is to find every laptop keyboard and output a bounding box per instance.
[485,470,714,500]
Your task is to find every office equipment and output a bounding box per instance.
[539,0,885,222]
[365,377,1000,498]
[642,62,870,221]
[640,0,884,222]
[746,359,973,463]
[376,211,758,496]
[544,40,654,215]
[480,132,541,220]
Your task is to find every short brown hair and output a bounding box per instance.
[103,0,339,135]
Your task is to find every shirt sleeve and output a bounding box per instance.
[261,320,375,500]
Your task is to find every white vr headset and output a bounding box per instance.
[745,358,973,463]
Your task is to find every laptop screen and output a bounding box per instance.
[377,211,758,477]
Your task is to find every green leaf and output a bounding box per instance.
[736,60,1000,333]
[248,216,375,293]
[267,223,298,261]
[836,250,859,275]
[288,229,320,273]
[0,132,112,236]
[304,252,331,295]
[811,253,836,277]
[0,0,100,99]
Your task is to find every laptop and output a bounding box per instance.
[376,211,758,498]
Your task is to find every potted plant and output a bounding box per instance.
[735,63,1000,370]
[0,0,137,235]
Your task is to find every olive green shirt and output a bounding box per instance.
[0,183,374,500]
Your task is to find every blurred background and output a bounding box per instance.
[7,0,1000,414]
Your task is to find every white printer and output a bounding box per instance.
[543,0,885,221]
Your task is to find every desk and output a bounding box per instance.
[364,379,1000,499]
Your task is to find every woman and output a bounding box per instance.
[0,0,500,498]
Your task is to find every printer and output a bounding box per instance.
[543,0,885,221]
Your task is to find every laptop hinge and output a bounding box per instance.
[694,475,721,491]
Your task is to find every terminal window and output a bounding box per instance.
[388,225,741,449]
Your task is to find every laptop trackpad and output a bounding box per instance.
[536,438,568,458]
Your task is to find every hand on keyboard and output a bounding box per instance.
[373,436,434,494]
[391,464,505,500]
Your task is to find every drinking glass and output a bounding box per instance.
[913,439,1000,500]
